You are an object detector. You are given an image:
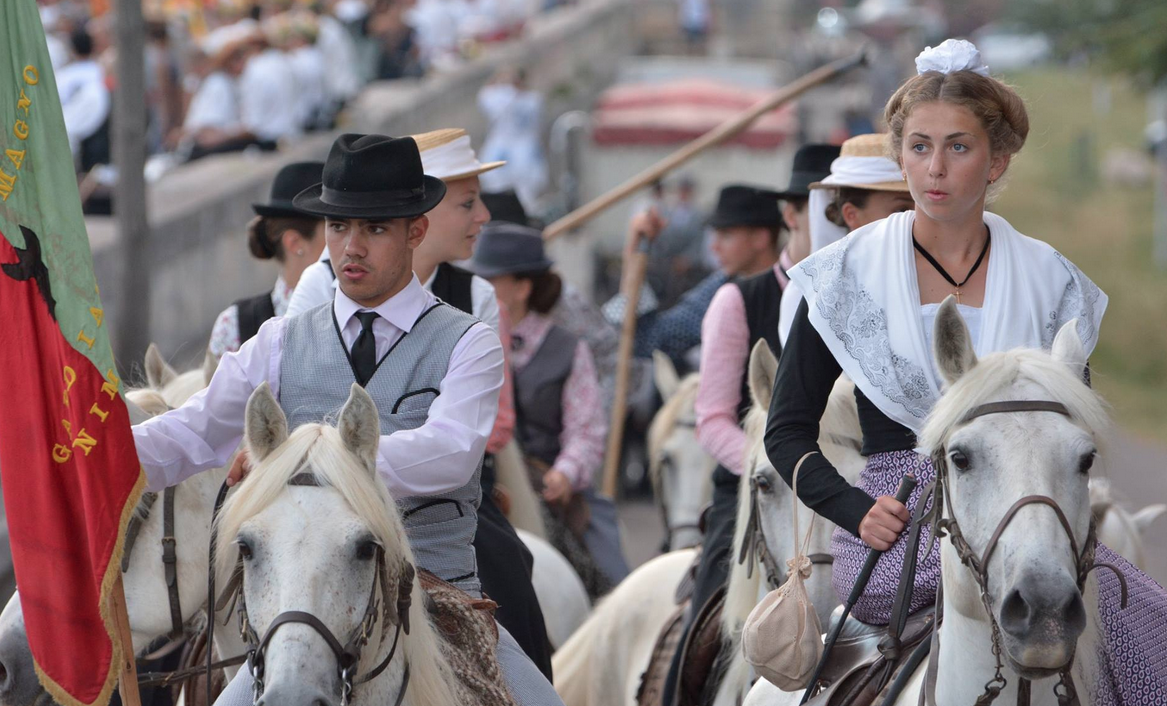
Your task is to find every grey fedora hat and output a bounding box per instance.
[466,223,554,278]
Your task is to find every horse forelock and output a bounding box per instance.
[919,348,1111,459]
[214,423,410,581]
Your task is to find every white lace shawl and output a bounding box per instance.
[788,210,1108,433]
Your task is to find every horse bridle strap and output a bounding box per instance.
[121,487,186,642]
[961,400,1071,424]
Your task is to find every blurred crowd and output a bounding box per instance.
[40,0,566,196]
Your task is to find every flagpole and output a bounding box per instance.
[108,574,142,706]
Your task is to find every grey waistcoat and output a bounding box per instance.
[514,324,578,467]
[279,302,483,594]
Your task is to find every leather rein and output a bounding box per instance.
[917,399,1129,706]
[121,486,187,655]
[218,472,415,706]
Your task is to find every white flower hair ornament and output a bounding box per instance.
[915,38,990,77]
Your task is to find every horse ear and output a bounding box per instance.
[933,296,977,387]
[1051,319,1088,380]
[144,343,178,389]
[338,383,380,475]
[245,381,288,462]
[653,351,680,400]
[1132,504,1167,536]
[748,339,778,410]
[202,349,219,385]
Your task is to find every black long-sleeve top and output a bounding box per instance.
[764,299,918,537]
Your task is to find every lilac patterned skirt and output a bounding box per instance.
[830,450,1167,703]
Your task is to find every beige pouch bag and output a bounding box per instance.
[740,452,824,691]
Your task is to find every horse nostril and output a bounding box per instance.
[1000,588,1032,635]
[1059,591,1086,634]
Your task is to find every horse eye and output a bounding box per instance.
[950,449,971,472]
[237,540,253,561]
[1078,451,1096,475]
[355,540,380,561]
[755,475,773,493]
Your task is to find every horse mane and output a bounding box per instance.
[215,423,462,705]
[919,348,1111,457]
[647,373,701,493]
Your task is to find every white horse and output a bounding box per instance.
[552,342,865,706]
[711,341,865,706]
[649,351,716,552]
[215,381,494,706]
[517,529,590,650]
[0,349,240,706]
[747,302,1111,706]
[1089,478,1165,571]
[552,548,697,706]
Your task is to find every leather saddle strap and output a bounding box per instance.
[877,480,935,692]
[162,486,185,639]
[122,491,158,572]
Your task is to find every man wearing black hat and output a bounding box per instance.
[605,183,787,374]
[660,144,839,706]
[132,134,563,706]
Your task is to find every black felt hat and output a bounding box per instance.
[293,134,447,219]
[707,184,783,229]
[776,143,841,199]
[481,190,530,227]
[253,161,325,217]
[466,223,553,278]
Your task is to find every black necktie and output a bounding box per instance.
[351,311,380,386]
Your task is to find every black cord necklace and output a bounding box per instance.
[912,230,991,304]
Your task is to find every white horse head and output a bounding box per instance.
[215,382,460,706]
[649,351,715,551]
[715,341,865,705]
[0,358,234,706]
[915,298,1108,700]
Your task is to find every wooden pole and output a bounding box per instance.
[108,574,142,706]
[600,240,649,498]
[543,49,867,241]
[590,51,867,498]
[112,0,152,368]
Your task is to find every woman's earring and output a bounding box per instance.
[296,248,305,256]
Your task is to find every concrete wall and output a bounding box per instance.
[92,0,635,369]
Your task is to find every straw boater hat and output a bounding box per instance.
[410,128,506,182]
[808,133,909,193]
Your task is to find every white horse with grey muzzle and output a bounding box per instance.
[747,300,1110,705]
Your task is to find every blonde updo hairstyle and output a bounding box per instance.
[884,70,1030,197]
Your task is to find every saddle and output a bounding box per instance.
[801,607,936,706]
[417,569,517,706]
[636,548,728,706]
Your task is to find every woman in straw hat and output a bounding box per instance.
[766,39,1167,702]
[285,128,556,677]
[777,132,916,347]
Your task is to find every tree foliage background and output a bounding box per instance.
[1009,0,1167,85]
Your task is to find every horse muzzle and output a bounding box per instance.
[0,624,47,706]
[997,574,1086,678]
[255,684,337,706]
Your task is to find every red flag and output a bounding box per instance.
[0,1,145,704]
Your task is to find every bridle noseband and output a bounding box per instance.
[226,473,416,706]
[923,400,1128,706]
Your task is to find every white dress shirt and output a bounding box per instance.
[183,71,241,133]
[286,258,501,334]
[133,276,504,499]
[56,59,110,157]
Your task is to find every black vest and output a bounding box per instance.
[733,269,783,421]
[234,292,277,345]
[513,324,578,467]
[431,262,475,316]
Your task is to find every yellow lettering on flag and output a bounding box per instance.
[22,66,38,85]
[62,365,76,405]
[51,444,71,464]
[88,403,109,423]
[12,121,28,141]
[70,429,97,456]
[89,307,103,327]
[5,149,24,170]
[0,169,14,202]
[76,329,95,349]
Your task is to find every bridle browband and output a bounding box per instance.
[224,472,416,706]
[921,399,1128,706]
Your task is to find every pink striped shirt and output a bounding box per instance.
[695,253,790,474]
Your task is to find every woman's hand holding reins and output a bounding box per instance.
[859,495,909,551]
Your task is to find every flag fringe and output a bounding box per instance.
[34,467,147,706]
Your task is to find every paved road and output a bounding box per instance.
[616,432,1167,584]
